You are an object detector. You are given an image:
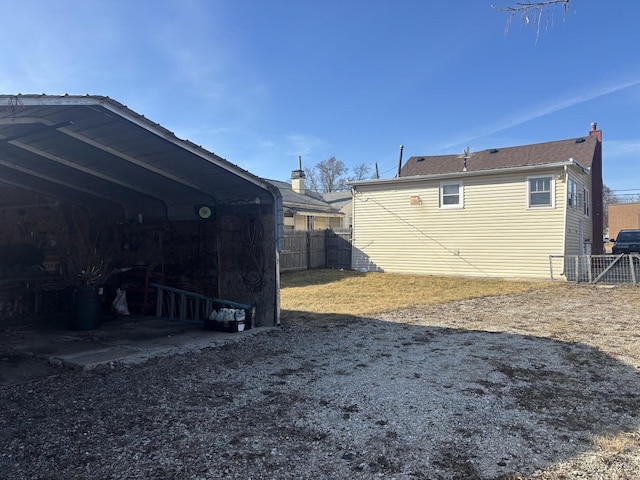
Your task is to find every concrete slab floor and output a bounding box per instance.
[0,313,263,387]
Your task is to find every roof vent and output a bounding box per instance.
[489,149,499,154]
[575,138,586,143]
[417,157,425,162]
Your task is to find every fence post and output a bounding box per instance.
[306,231,311,270]
[325,229,329,268]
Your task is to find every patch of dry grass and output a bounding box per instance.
[591,432,640,455]
[280,269,554,317]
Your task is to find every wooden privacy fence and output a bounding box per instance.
[280,229,352,271]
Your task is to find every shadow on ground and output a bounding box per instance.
[1,308,638,479]
[0,312,253,386]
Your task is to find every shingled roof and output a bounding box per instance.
[400,134,600,178]
[267,179,340,214]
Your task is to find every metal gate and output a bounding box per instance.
[549,254,639,284]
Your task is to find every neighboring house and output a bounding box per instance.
[608,202,640,240]
[268,170,344,230]
[322,190,353,228]
[349,125,604,279]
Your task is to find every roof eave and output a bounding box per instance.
[286,208,343,218]
[349,160,582,188]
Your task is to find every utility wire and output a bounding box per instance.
[354,192,489,276]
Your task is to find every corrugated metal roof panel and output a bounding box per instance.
[0,94,274,221]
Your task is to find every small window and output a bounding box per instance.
[306,215,315,230]
[567,178,577,208]
[583,188,590,217]
[440,181,463,208]
[527,176,553,208]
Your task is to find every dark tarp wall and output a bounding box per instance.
[216,204,277,327]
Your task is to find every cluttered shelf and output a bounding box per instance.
[0,274,64,319]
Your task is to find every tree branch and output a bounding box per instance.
[492,0,571,41]
[492,0,570,14]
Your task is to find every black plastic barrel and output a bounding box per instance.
[70,285,101,330]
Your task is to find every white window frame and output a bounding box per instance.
[306,215,315,230]
[527,175,554,209]
[583,187,590,217]
[439,181,463,209]
[567,177,577,209]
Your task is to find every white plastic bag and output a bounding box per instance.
[112,288,130,316]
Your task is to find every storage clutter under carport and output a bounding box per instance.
[0,94,280,330]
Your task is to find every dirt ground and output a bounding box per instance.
[1,284,639,479]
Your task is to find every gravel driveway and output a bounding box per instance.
[2,285,639,479]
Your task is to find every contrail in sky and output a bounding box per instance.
[440,78,640,151]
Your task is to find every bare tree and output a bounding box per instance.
[492,0,571,39]
[603,184,621,207]
[318,157,348,192]
[303,166,321,193]
[304,157,348,193]
[349,163,373,182]
[603,184,620,231]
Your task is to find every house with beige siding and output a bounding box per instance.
[349,125,604,279]
[322,190,353,228]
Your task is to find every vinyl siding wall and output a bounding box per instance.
[292,213,342,230]
[352,168,570,279]
[564,166,594,256]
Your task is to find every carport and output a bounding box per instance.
[0,94,282,328]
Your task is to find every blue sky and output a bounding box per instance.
[3,0,639,198]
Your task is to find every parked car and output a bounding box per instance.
[610,229,640,255]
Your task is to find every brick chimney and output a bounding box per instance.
[589,121,602,142]
[291,156,305,194]
[588,122,604,254]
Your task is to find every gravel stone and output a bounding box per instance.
[1,284,639,479]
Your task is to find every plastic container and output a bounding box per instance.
[69,285,101,330]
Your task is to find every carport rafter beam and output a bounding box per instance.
[0,157,129,214]
[0,116,216,203]
[55,125,218,203]
[97,101,267,189]
[6,138,171,207]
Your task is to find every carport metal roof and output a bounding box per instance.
[0,94,276,221]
